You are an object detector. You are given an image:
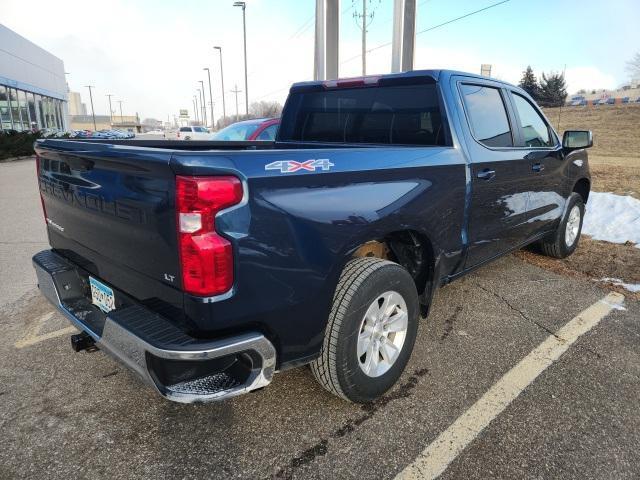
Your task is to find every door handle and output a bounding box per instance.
[477,168,496,180]
[532,162,545,172]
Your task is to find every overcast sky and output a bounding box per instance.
[2,0,638,123]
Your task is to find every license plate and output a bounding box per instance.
[89,276,116,313]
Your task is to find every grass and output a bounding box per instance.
[516,104,640,298]
[542,104,639,199]
[543,103,640,158]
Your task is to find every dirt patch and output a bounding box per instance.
[589,161,640,199]
[543,104,640,158]
[515,237,640,301]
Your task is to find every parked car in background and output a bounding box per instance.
[213,118,280,141]
[177,126,211,140]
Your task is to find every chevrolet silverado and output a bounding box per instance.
[32,70,593,404]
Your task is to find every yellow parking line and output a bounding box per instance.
[14,312,78,349]
[395,292,625,480]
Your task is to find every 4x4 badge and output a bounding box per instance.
[265,159,334,173]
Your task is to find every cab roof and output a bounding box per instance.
[290,69,518,92]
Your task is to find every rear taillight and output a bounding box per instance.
[176,175,243,296]
[35,155,47,223]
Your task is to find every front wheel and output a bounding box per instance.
[310,257,419,403]
[539,193,585,258]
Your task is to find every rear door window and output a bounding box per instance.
[460,84,513,148]
[511,93,554,147]
[279,82,447,146]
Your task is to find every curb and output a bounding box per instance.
[0,155,35,163]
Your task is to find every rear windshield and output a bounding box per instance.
[179,127,191,132]
[278,82,446,146]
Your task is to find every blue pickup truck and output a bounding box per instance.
[33,70,592,404]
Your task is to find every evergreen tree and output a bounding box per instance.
[539,72,568,107]
[518,66,540,100]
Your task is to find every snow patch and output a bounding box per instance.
[597,277,640,293]
[582,192,640,248]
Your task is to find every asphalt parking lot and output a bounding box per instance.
[1,158,639,479]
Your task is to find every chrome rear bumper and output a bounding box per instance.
[33,250,276,403]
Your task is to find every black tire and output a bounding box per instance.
[310,257,419,403]
[539,193,585,258]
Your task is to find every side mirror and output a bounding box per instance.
[562,130,593,150]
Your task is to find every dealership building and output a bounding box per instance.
[0,23,68,131]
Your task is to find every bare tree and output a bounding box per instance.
[627,52,640,81]
[249,101,283,119]
[213,101,283,130]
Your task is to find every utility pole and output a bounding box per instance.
[198,80,207,126]
[193,95,200,124]
[106,94,114,127]
[353,0,379,75]
[231,85,242,122]
[204,67,215,128]
[214,46,227,120]
[391,0,417,73]
[85,85,97,130]
[233,2,249,115]
[117,100,124,127]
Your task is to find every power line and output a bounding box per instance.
[340,0,512,66]
[416,0,511,36]
[289,15,315,40]
[252,84,295,102]
[233,0,512,106]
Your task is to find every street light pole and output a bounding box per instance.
[214,46,227,121]
[233,1,249,115]
[106,94,114,126]
[204,67,215,128]
[85,85,97,130]
[198,80,207,126]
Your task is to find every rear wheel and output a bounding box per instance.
[310,257,419,403]
[539,193,585,258]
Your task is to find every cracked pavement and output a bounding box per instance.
[1,158,639,479]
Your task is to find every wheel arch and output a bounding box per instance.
[348,229,437,301]
[573,177,591,203]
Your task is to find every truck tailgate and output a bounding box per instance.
[35,141,180,298]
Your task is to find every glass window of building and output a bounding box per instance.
[27,93,37,130]
[55,100,63,129]
[0,85,11,130]
[18,90,31,130]
[36,95,45,128]
[43,97,52,128]
[8,89,23,130]
[33,93,44,128]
